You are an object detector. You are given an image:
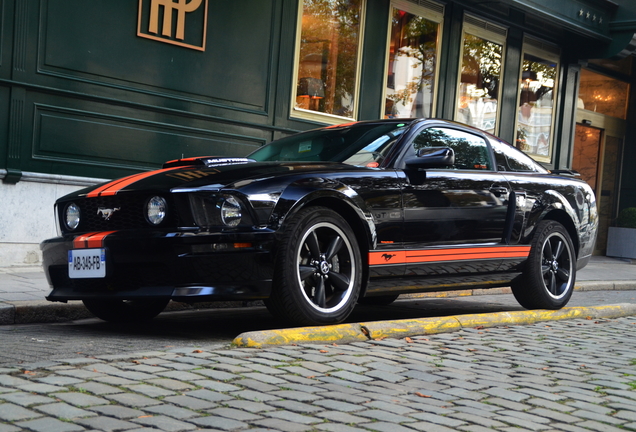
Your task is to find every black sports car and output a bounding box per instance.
[41,119,598,326]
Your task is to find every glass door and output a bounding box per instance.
[573,111,625,254]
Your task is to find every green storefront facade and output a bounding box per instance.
[1,0,635,266]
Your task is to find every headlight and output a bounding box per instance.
[64,203,81,231]
[189,193,251,229]
[146,196,167,225]
[219,196,242,227]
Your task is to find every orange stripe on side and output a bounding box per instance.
[73,231,116,249]
[369,246,531,266]
[87,167,182,198]
[369,251,406,266]
[404,251,529,263]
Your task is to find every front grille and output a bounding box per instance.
[60,194,180,233]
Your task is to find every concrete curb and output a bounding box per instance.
[233,303,636,347]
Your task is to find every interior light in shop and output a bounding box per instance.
[522,70,537,82]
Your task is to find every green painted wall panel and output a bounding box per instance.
[18,90,269,179]
[40,0,275,112]
[0,86,9,168]
[0,0,6,78]
[358,0,389,120]
[34,106,262,168]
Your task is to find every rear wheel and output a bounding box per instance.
[265,206,362,326]
[82,298,169,323]
[511,220,576,309]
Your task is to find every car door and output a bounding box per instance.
[398,125,513,276]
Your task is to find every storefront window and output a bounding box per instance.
[515,50,559,161]
[293,0,364,122]
[384,2,442,119]
[455,20,506,135]
[578,69,629,120]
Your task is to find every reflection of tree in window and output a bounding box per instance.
[515,53,557,156]
[456,35,502,133]
[296,0,362,118]
[414,128,491,170]
[385,9,438,118]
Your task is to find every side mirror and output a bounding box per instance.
[405,147,454,169]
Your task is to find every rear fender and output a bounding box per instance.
[529,188,597,259]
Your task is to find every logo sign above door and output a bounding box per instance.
[137,0,208,51]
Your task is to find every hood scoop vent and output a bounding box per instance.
[163,157,255,169]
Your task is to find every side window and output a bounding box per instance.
[491,138,540,172]
[412,127,493,170]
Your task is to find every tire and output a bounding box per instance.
[82,298,169,323]
[358,294,400,306]
[265,206,362,326]
[511,220,576,309]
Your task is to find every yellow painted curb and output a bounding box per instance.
[233,322,368,348]
[232,303,636,348]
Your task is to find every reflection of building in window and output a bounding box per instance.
[455,29,505,134]
[515,51,558,160]
[294,0,363,119]
[384,6,440,119]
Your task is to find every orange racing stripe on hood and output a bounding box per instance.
[86,167,183,198]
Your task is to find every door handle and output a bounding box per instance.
[490,187,509,197]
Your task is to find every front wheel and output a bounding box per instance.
[511,220,576,309]
[82,298,169,323]
[265,207,362,326]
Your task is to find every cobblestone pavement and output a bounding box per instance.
[0,317,635,432]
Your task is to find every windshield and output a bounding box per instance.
[248,121,412,167]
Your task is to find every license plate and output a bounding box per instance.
[68,249,106,279]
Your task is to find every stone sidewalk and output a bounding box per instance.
[0,316,635,432]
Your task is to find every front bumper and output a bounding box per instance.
[41,230,276,302]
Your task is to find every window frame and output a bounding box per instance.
[455,15,507,136]
[404,125,495,172]
[514,37,561,164]
[381,0,444,120]
[290,0,367,125]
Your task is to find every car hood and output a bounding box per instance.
[63,161,368,201]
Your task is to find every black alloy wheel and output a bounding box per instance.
[512,220,576,309]
[265,206,362,326]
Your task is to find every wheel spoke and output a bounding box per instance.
[553,240,564,260]
[325,235,344,261]
[556,267,570,283]
[543,240,553,261]
[305,231,321,259]
[541,264,551,277]
[314,277,326,308]
[299,265,315,281]
[329,271,350,292]
[548,271,557,294]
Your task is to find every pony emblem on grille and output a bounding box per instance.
[97,207,121,220]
